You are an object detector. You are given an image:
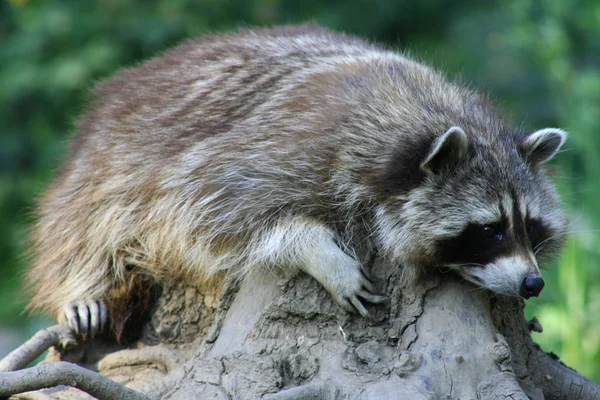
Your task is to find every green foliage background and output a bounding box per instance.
[1,0,598,381]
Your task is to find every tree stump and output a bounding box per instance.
[16,257,600,399]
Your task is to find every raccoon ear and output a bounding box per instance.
[521,128,567,165]
[420,126,469,175]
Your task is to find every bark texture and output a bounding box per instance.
[18,258,600,399]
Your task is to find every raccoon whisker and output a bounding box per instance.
[446,262,486,269]
[455,272,483,286]
[464,285,488,295]
[457,277,489,295]
[533,232,567,254]
[533,227,600,255]
[563,228,600,234]
[534,245,546,256]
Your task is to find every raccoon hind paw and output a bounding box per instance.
[63,300,108,338]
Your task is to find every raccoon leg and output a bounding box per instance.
[62,300,108,338]
[255,219,387,317]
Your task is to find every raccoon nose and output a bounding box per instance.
[519,274,545,299]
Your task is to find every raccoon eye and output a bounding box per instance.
[481,225,503,242]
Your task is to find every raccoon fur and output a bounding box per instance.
[27,25,568,337]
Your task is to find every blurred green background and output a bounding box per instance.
[1,0,598,382]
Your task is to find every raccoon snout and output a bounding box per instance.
[519,274,545,299]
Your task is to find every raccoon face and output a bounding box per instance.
[435,127,567,298]
[435,202,562,298]
[375,126,567,298]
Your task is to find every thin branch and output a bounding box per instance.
[0,324,76,372]
[0,361,150,400]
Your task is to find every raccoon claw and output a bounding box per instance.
[63,300,108,338]
[63,304,80,334]
[339,286,388,318]
[350,296,370,317]
[357,290,388,304]
[361,279,376,294]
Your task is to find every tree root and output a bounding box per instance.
[138,365,188,399]
[0,324,76,372]
[0,361,150,400]
[98,346,180,373]
[531,348,600,400]
[262,381,339,400]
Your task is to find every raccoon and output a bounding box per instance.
[27,25,567,337]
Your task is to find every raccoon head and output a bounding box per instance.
[374,126,567,299]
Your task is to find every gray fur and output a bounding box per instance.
[27,26,567,329]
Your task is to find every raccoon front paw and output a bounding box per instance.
[329,272,388,318]
[62,300,108,338]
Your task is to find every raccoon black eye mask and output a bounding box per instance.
[436,216,551,298]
